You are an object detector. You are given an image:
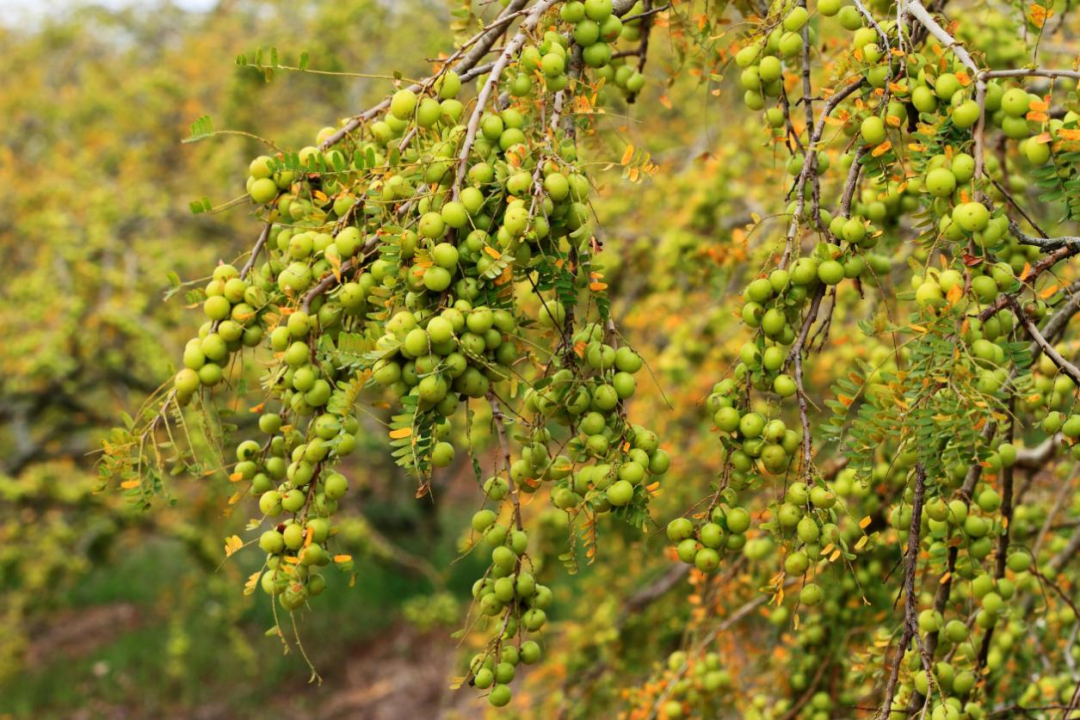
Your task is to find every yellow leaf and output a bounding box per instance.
[621,144,635,165]
[229,471,244,482]
[830,549,842,562]
[859,516,872,529]
[389,427,413,439]
[855,536,869,550]
[224,535,243,557]
[243,571,261,596]
[120,479,141,489]
[484,246,501,259]
[228,491,242,505]
[334,554,353,563]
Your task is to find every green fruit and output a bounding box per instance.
[934,73,961,101]
[800,583,823,606]
[488,684,512,707]
[419,212,445,240]
[432,441,455,467]
[953,202,990,233]
[175,368,200,395]
[249,177,279,204]
[726,507,751,534]
[584,0,613,21]
[390,89,417,120]
[424,267,452,292]
[739,412,766,438]
[783,6,809,31]
[1001,87,1030,117]
[818,259,845,286]
[607,479,634,506]
[912,86,938,113]
[860,116,887,145]
[819,0,842,15]
[259,530,285,554]
[1024,138,1051,164]
[694,547,720,571]
[925,168,957,198]
[952,99,980,128]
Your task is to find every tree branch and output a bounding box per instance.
[879,463,927,719]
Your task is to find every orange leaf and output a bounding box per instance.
[229,471,244,482]
[484,246,501,259]
[389,427,413,439]
[1040,284,1060,299]
[859,516,872,529]
[621,144,635,165]
[947,283,964,306]
[871,141,892,157]
[589,282,608,291]
[120,479,141,489]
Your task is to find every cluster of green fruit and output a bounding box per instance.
[173,264,267,401]
[665,493,754,573]
[466,634,545,708]
[631,651,733,719]
[467,512,549,707]
[171,0,683,695]
[1040,408,1080,455]
[247,402,361,609]
[734,3,814,112]
[401,591,461,632]
[370,304,519,440]
[1023,350,1080,414]
[709,374,804,476]
[505,324,671,513]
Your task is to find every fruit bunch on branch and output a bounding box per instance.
[101,0,1080,715]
